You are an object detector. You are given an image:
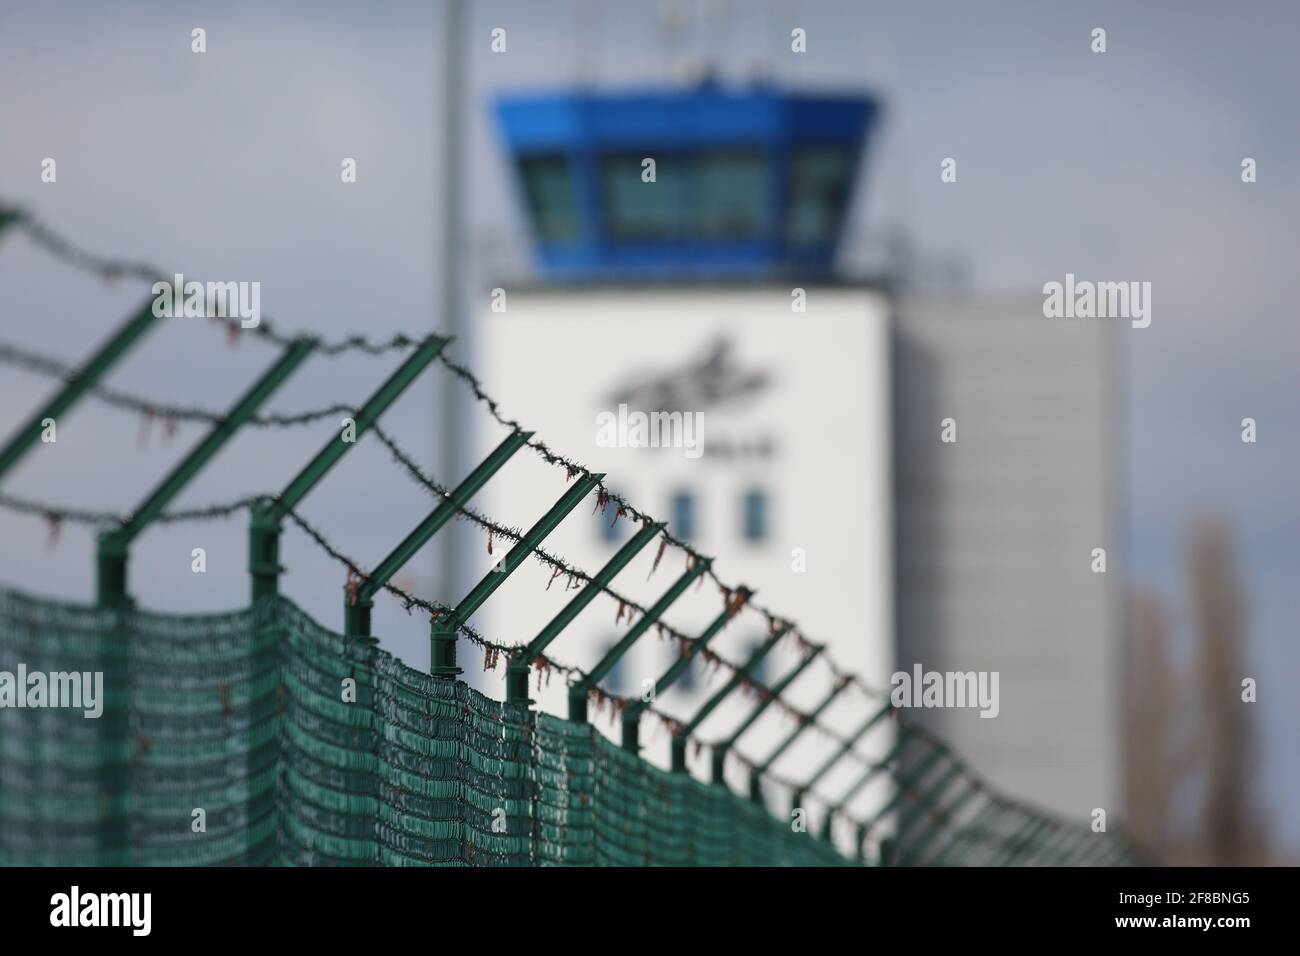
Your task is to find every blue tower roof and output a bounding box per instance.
[494,86,879,281]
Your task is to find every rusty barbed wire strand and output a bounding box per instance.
[276,504,697,737]
[0,206,903,703]
[0,490,262,528]
[0,341,357,427]
[431,351,892,704]
[0,208,1102,848]
[0,334,892,784]
[0,206,418,357]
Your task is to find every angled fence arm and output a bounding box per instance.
[620,587,752,753]
[1019,819,1078,866]
[745,676,852,803]
[791,701,894,810]
[506,520,664,702]
[912,789,999,866]
[986,814,1052,867]
[897,775,983,864]
[344,429,533,640]
[429,472,604,678]
[567,558,712,722]
[935,796,1017,866]
[249,335,448,602]
[858,744,950,860]
[1037,823,1089,865]
[893,762,964,845]
[0,299,158,483]
[97,338,316,607]
[832,729,914,815]
[709,645,823,782]
[1055,822,1118,868]
[669,623,791,772]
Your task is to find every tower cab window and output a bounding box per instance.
[517,154,579,242]
[600,150,767,241]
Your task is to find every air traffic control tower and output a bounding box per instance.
[476,85,898,851]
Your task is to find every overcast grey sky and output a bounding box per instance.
[1,0,1295,849]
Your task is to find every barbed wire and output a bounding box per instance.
[0,330,865,728]
[0,204,910,703]
[0,341,357,428]
[0,251,913,806]
[0,205,419,357]
[434,352,889,704]
[0,207,1108,849]
[1,332,858,741]
[366,422,842,727]
[277,503,708,744]
[0,490,261,530]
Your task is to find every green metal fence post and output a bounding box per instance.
[825,813,840,842]
[249,335,448,603]
[796,701,894,796]
[919,791,1001,865]
[746,675,852,805]
[96,339,316,608]
[567,558,711,723]
[430,473,604,680]
[832,728,915,815]
[506,521,663,704]
[892,762,963,855]
[670,623,790,773]
[986,814,1051,867]
[343,429,533,643]
[898,778,983,865]
[861,745,949,864]
[0,299,158,483]
[709,645,823,784]
[934,797,1014,866]
[87,336,313,865]
[619,587,752,754]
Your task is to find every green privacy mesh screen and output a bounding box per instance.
[0,588,850,867]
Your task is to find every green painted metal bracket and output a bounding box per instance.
[800,702,894,794]
[0,299,159,484]
[894,762,963,845]
[343,429,533,641]
[899,779,984,865]
[987,814,1051,867]
[1023,819,1086,866]
[249,335,448,602]
[96,338,316,608]
[709,644,823,783]
[859,744,949,852]
[430,472,604,679]
[567,557,712,722]
[744,674,852,803]
[1043,823,1096,866]
[934,797,1015,866]
[916,791,999,866]
[619,587,752,753]
[855,822,871,864]
[506,520,664,703]
[669,623,791,772]
[832,727,916,815]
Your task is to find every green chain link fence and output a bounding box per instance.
[0,588,853,866]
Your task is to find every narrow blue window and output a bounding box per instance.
[742,488,767,542]
[603,639,626,694]
[671,490,696,542]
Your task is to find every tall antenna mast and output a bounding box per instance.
[437,0,466,609]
